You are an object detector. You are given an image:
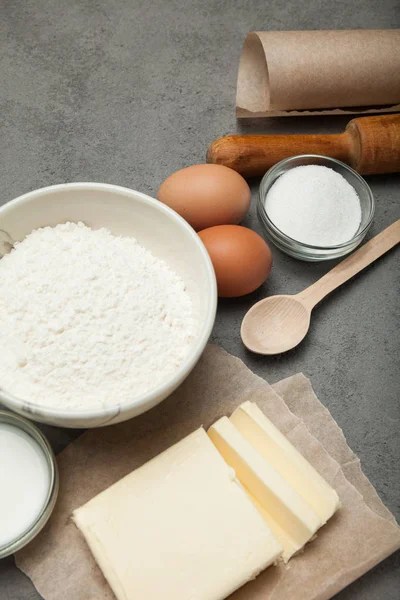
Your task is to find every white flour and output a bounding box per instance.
[265,165,362,246]
[0,222,196,409]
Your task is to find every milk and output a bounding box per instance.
[0,423,50,547]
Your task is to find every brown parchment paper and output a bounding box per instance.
[236,30,400,117]
[15,345,400,600]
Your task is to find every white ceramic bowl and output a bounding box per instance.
[0,183,217,428]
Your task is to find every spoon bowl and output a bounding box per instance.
[241,295,311,354]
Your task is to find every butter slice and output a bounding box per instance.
[208,417,321,562]
[230,402,340,524]
[73,428,282,600]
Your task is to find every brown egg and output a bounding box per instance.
[158,164,251,231]
[198,225,272,298]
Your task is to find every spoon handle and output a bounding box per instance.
[298,220,400,310]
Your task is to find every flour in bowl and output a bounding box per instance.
[0,222,197,409]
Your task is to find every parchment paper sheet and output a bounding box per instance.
[236,30,400,117]
[16,345,400,600]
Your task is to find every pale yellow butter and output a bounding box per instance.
[230,402,340,524]
[73,428,282,600]
[208,417,322,562]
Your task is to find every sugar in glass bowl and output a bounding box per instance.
[258,155,375,261]
[0,183,217,428]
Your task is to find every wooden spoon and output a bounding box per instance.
[241,220,400,355]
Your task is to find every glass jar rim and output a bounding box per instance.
[0,410,59,558]
[258,154,375,253]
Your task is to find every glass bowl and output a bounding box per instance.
[0,410,59,558]
[258,155,375,261]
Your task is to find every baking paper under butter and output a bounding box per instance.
[237,30,400,117]
[15,345,400,600]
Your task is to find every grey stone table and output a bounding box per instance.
[1,1,399,598]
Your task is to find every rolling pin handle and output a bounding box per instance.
[346,114,400,175]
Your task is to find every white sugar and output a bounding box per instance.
[265,165,362,246]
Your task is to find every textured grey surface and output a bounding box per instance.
[0,0,399,598]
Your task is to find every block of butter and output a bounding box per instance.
[208,403,340,562]
[73,428,282,600]
[208,417,322,561]
[230,402,340,524]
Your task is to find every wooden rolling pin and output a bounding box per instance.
[207,114,400,177]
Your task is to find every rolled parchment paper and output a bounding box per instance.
[237,29,400,117]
